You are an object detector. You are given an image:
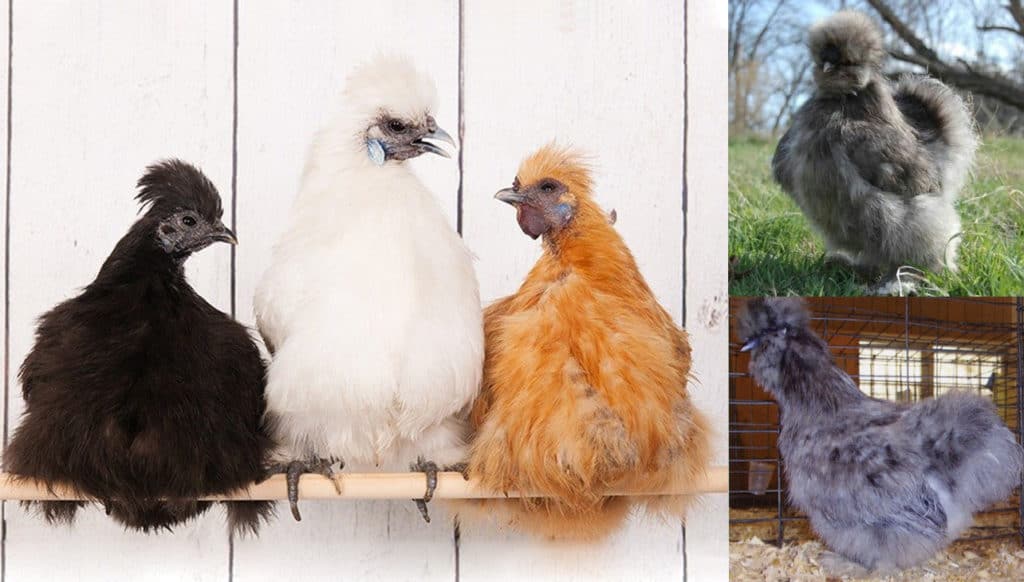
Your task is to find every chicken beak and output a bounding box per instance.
[495,188,527,205]
[211,223,238,245]
[414,126,456,159]
[822,61,834,73]
[740,337,761,352]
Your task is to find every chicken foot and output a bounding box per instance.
[409,458,472,523]
[264,456,343,521]
[410,457,440,523]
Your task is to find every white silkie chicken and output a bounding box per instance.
[254,56,483,522]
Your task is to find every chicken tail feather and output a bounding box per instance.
[893,74,978,195]
[224,500,276,537]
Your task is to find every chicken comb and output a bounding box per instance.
[738,297,810,342]
[136,159,224,220]
[516,143,594,197]
[808,10,885,68]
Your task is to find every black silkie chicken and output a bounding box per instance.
[773,11,977,292]
[4,160,274,535]
[739,298,1023,575]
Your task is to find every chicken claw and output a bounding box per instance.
[265,457,342,521]
[410,457,440,523]
[444,462,470,481]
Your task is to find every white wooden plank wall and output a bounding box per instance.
[0,1,728,581]
[458,1,691,581]
[5,2,233,581]
[682,1,729,580]
[232,1,461,580]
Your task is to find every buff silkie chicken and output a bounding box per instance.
[460,145,711,539]
[253,56,483,522]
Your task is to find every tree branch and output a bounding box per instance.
[977,24,1024,36]
[868,0,1024,111]
[891,51,1024,110]
[1008,0,1024,32]
[865,0,941,62]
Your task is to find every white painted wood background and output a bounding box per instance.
[0,0,727,581]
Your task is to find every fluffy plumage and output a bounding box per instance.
[5,160,274,535]
[772,10,977,283]
[739,298,1023,573]
[254,55,482,520]
[460,145,711,539]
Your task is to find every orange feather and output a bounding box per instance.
[459,145,711,539]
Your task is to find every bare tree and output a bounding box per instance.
[729,0,812,137]
[976,0,1024,39]
[729,0,1024,136]
[865,0,1024,110]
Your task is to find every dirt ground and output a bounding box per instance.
[730,507,1024,581]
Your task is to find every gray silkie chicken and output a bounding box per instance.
[739,298,1023,575]
[772,11,977,291]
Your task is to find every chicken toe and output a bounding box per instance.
[444,462,470,480]
[410,457,440,523]
[282,457,342,521]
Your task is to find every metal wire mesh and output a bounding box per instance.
[728,297,1024,547]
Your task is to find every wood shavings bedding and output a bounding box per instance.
[730,537,1024,581]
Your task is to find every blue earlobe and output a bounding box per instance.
[555,203,574,224]
[367,139,386,166]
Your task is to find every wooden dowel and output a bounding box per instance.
[0,466,728,501]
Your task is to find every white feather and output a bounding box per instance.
[254,55,483,471]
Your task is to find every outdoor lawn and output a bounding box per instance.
[729,136,1024,296]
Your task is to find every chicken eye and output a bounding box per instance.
[540,181,557,193]
[181,215,197,228]
[387,119,407,132]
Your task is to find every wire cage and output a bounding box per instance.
[728,297,1024,547]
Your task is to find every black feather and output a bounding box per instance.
[136,159,223,221]
[4,160,274,535]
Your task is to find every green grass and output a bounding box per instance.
[729,136,1024,296]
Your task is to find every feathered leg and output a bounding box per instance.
[818,551,871,579]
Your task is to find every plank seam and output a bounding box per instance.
[681,1,690,580]
[229,0,239,321]
[680,0,689,331]
[455,0,465,236]
[455,2,465,575]
[229,0,240,579]
[2,0,12,573]
[2,0,12,577]
[681,524,687,582]
[454,521,461,582]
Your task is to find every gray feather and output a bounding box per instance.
[771,11,978,276]
[741,298,1023,572]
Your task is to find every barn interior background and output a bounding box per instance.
[729,297,1024,576]
[0,1,728,581]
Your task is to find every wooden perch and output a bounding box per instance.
[0,466,728,501]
